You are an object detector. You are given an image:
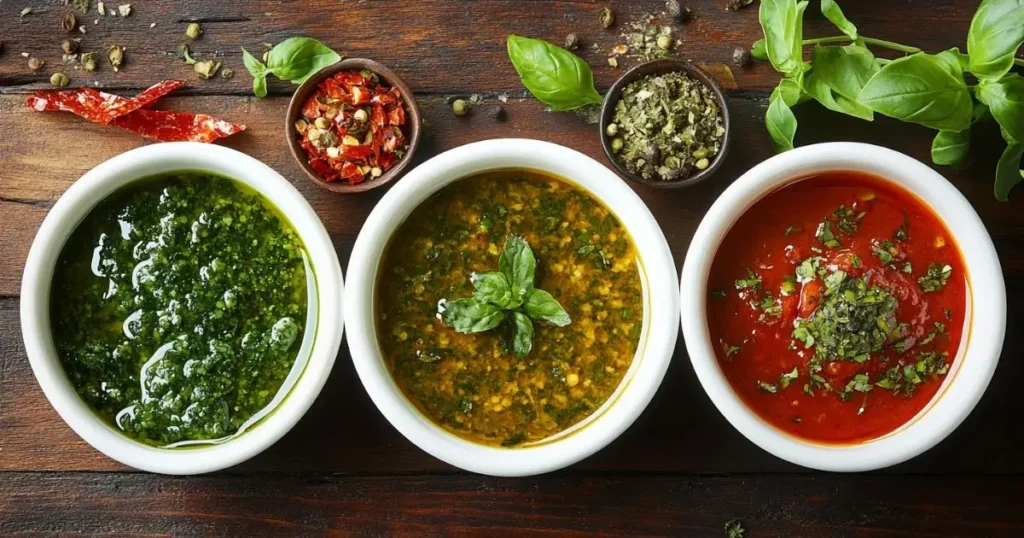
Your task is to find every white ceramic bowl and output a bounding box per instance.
[344,139,679,476]
[681,142,1005,472]
[20,142,344,475]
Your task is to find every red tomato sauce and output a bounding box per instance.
[707,171,968,444]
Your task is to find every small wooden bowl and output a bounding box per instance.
[286,58,422,194]
[599,59,731,189]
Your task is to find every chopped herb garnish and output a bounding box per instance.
[815,220,842,249]
[711,289,727,299]
[757,380,778,393]
[780,274,797,296]
[779,367,799,389]
[834,205,862,235]
[919,322,947,345]
[793,262,899,362]
[725,519,746,538]
[795,256,824,283]
[870,239,898,265]
[735,269,762,290]
[902,262,913,274]
[894,214,910,241]
[918,263,952,292]
[784,225,800,236]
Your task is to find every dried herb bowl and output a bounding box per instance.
[286,58,422,194]
[599,59,731,189]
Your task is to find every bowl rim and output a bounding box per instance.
[343,138,679,476]
[285,58,422,194]
[20,142,345,475]
[679,142,1006,472]
[598,58,731,189]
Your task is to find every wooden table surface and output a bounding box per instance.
[1,1,1022,536]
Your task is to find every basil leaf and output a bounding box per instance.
[857,53,972,132]
[440,298,505,334]
[751,38,768,60]
[506,34,602,112]
[976,74,1024,144]
[967,0,1024,81]
[821,0,857,39]
[509,311,534,358]
[523,288,571,327]
[497,235,536,307]
[241,48,268,98]
[811,45,878,102]
[766,86,798,152]
[472,271,512,308]
[266,37,342,84]
[759,0,809,75]
[931,129,971,167]
[995,143,1024,201]
[803,72,874,121]
[775,75,806,107]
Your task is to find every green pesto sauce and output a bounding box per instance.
[377,170,644,447]
[50,172,309,447]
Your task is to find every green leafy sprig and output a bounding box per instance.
[753,0,1024,200]
[439,236,571,357]
[242,37,342,98]
[506,34,603,111]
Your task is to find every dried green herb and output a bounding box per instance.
[71,0,90,14]
[623,20,675,61]
[607,71,725,181]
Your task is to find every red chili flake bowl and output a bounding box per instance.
[286,59,421,194]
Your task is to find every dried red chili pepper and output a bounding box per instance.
[294,69,409,184]
[26,81,245,143]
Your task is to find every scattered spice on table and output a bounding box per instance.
[620,16,676,61]
[62,11,78,32]
[666,0,692,24]
[606,71,724,181]
[452,98,469,116]
[599,6,615,28]
[26,80,246,143]
[186,22,202,39]
[564,33,580,50]
[295,69,409,184]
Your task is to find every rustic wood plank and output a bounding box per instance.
[2,472,1023,537]
[0,0,982,97]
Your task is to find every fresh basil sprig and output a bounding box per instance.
[506,34,603,112]
[241,37,342,98]
[752,0,1024,200]
[439,236,571,358]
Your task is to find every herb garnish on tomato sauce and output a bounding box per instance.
[708,172,967,444]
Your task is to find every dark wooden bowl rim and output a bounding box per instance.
[285,58,422,194]
[598,59,732,190]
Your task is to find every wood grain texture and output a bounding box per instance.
[0,0,980,97]
[2,472,1024,537]
[2,0,1024,534]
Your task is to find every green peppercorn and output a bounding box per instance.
[695,157,710,170]
[186,22,202,40]
[605,123,619,137]
[107,46,124,70]
[50,72,69,88]
[452,99,469,116]
[610,137,624,152]
[81,52,97,72]
[657,35,672,51]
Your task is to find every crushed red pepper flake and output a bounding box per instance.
[296,69,409,184]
